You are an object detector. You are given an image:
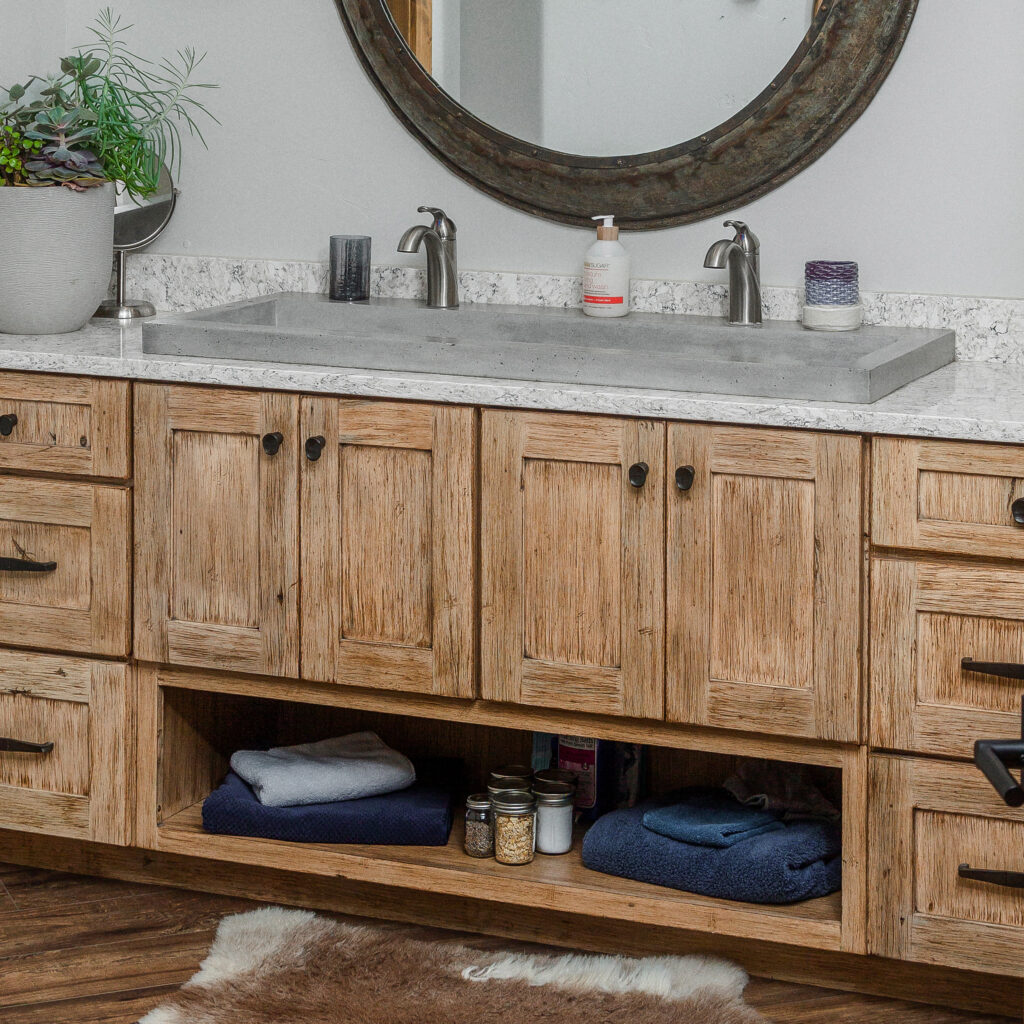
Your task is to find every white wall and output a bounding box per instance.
[15,0,1024,297]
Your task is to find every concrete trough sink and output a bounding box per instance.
[142,293,955,403]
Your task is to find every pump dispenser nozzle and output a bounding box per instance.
[591,214,619,241]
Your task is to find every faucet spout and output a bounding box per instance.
[397,206,459,309]
[703,222,762,327]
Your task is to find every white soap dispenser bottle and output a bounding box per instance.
[583,214,631,318]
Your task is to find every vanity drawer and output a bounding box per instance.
[0,650,132,844]
[870,755,1024,977]
[871,557,1024,758]
[0,476,130,656]
[873,437,1024,558]
[0,372,130,478]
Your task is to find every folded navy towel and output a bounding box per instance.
[202,758,458,846]
[582,796,841,904]
[642,787,785,847]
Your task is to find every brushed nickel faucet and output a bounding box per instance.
[704,220,762,327]
[397,206,459,309]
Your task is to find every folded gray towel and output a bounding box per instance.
[229,731,416,808]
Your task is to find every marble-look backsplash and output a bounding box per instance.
[129,254,1024,363]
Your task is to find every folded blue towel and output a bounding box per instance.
[202,758,458,846]
[642,787,785,847]
[582,795,841,905]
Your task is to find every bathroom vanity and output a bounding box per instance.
[0,316,1021,1016]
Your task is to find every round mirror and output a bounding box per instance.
[95,164,177,319]
[401,0,816,157]
[338,0,918,228]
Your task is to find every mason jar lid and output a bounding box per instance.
[491,790,536,814]
[490,765,533,783]
[487,781,531,798]
[534,768,577,788]
[534,781,574,805]
[466,793,492,811]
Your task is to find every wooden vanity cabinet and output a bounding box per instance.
[299,397,476,697]
[134,384,301,677]
[667,425,862,742]
[480,410,665,718]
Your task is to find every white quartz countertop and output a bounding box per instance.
[0,318,1019,444]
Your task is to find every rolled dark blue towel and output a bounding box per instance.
[582,795,841,905]
[642,787,785,847]
[202,758,459,846]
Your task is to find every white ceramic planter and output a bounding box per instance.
[0,182,114,335]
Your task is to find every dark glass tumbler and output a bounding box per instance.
[330,235,371,301]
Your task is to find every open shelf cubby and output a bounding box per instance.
[138,669,864,953]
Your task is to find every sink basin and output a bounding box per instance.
[142,293,955,403]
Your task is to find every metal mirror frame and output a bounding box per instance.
[336,0,918,230]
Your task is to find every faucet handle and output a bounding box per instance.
[417,206,457,238]
[724,219,759,254]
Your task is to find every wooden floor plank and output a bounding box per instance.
[1,987,176,1024]
[1,866,151,913]
[0,866,1016,1023]
[0,887,253,956]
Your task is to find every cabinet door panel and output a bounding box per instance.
[135,384,300,677]
[668,425,861,741]
[481,411,664,718]
[301,398,475,697]
[871,557,1024,757]
[870,755,1024,977]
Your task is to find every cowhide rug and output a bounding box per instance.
[140,907,765,1023]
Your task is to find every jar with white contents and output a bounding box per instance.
[534,781,575,855]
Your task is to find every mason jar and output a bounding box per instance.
[492,790,537,865]
[464,793,494,859]
[535,782,574,855]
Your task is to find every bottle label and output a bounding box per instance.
[583,261,625,305]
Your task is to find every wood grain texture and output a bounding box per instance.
[0,477,129,657]
[0,652,130,845]
[300,398,476,698]
[0,372,129,478]
[873,437,1024,558]
[871,556,1024,758]
[481,410,664,719]
[0,861,1013,1024]
[134,384,300,677]
[668,425,861,741]
[869,754,1024,978]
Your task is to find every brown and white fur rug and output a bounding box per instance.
[140,907,765,1023]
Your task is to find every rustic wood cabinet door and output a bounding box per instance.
[135,384,300,677]
[300,398,476,697]
[481,410,664,718]
[870,755,1024,978]
[667,425,861,741]
[872,557,1024,758]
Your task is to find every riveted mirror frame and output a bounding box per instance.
[336,0,918,230]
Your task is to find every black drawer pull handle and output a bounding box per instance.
[959,864,1024,890]
[0,414,17,436]
[261,432,284,456]
[675,465,696,492]
[1012,498,1024,525]
[961,657,1024,681]
[0,737,54,754]
[304,435,326,462]
[627,462,649,488]
[0,557,57,573]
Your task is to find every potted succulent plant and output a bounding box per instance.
[0,8,216,334]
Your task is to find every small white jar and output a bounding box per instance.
[535,783,574,855]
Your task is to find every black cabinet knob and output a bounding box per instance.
[1012,498,1024,525]
[675,465,696,491]
[261,431,284,456]
[305,435,327,462]
[0,414,17,436]
[628,462,649,488]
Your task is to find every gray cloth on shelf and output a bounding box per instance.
[229,731,416,808]
[723,758,840,822]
